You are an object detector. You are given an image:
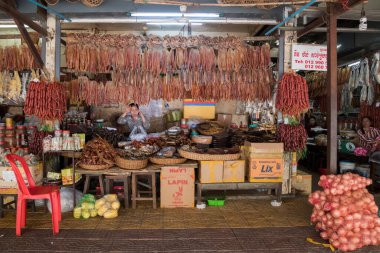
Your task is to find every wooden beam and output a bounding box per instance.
[0,33,38,40]
[297,0,365,38]
[7,0,45,70]
[14,17,44,69]
[0,0,48,37]
[327,3,338,175]
[243,36,276,41]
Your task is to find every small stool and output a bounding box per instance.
[131,172,157,209]
[83,174,105,196]
[105,175,130,208]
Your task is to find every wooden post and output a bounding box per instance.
[46,14,61,81]
[278,6,297,195]
[327,3,338,174]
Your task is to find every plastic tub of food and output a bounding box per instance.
[207,198,225,206]
[339,161,356,173]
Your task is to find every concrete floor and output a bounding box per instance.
[0,197,380,252]
[0,198,312,230]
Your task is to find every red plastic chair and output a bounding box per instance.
[5,154,61,236]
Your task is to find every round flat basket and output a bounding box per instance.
[178,149,241,161]
[149,157,187,165]
[115,156,148,170]
[46,0,59,5]
[81,0,104,7]
[79,163,113,171]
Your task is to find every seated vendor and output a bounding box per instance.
[357,116,380,152]
[117,103,150,131]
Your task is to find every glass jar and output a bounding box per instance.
[63,130,70,138]
[5,134,15,148]
[5,127,14,136]
[55,130,63,137]
[27,126,37,136]
[16,126,27,147]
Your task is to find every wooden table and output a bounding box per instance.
[76,162,198,208]
[196,181,282,205]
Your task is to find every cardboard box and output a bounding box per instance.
[0,162,43,189]
[161,167,195,208]
[217,113,232,127]
[0,188,17,194]
[223,160,245,183]
[61,167,81,186]
[249,158,284,183]
[183,99,215,119]
[291,170,312,195]
[244,142,284,154]
[247,153,284,159]
[199,161,224,183]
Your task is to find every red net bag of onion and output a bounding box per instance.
[308,173,380,252]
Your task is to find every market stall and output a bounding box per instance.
[1,0,380,251]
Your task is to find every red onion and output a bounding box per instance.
[309,173,380,252]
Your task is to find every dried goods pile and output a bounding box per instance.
[0,45,40,71]
[306,67,350,98]
[24,81,67,121]
[276,72,309,116]
[276,123,307,152]
[67,34,273,104]
[181,145,240,155]
[0,70,35,103]
[79,137,117,166]
[87,128,126,148]
[309,173,380,252]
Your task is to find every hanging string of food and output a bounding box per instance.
[276,123,307,154]
[276,72,309,116]
[24,81,67,120]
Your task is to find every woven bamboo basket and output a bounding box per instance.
[149,157,187,165]
[115,156,148,170]
[178,149,241,161]
[79,163,113,171]
[81,0,104,7]
[46,0,59,5]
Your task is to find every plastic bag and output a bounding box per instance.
[129,126,147,141]
[46,187,83,213]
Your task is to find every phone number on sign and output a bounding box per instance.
[304,65,326,70]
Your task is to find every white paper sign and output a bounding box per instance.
[292,44,327,71]
[2,171,16,182]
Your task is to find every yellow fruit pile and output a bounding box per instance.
[73,194,120,219]
[95,194,120,218]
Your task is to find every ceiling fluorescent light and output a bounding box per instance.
[187,19,277,25]
[68,18,136,23]
[0,24,29,28]
[184,13,220,18]
[348,61,361,67]
[131,12,219,18]
[147,22,202,26]
[337,44,342,49]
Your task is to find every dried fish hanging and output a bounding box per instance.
[0,44,40,71]
[66,33,275,103]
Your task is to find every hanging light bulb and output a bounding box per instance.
[359,4,367,31]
